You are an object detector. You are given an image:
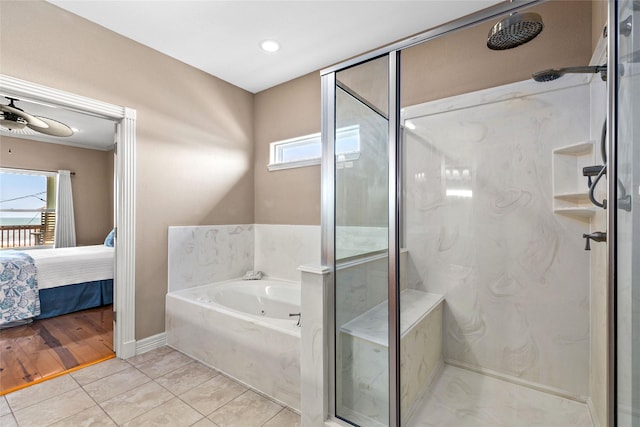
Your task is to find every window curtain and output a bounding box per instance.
[54,170,76,248]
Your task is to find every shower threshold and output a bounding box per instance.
[405,364,594,427]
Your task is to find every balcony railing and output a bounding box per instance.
[0,225,44,249]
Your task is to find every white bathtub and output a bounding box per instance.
[166,279,301,410]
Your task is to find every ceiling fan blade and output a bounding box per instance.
[0,104,49,128]
[27,116,74,137]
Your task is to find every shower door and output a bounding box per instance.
[615,0,640,425]
[333,55,391,427]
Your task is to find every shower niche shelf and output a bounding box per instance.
[552,141,596,221]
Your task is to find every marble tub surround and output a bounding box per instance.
[166,224,319,414]
[166,288,301,410]
[168,224,254,292]
[402,76,592,399]
[338,289,444,426]
[299,265,332,427]
[254,224,321,282]
[168,224,321,291]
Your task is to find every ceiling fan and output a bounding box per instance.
[0,97,74,137]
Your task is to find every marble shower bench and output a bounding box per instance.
[337,289,444,426]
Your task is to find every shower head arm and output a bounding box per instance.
[557,65,607,74]
[532,65,607,82]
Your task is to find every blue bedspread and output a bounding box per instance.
[0,251,41,325]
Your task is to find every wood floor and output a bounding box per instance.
[0,305,114,394]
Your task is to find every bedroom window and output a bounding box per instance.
[0,169,56,249]
[267,125,360,171]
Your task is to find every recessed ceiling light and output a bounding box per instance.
[260,40,280,53]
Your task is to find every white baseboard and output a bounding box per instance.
[135,332,167,356]
[118,340,137,359]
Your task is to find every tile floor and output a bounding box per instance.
[0,346,301,427]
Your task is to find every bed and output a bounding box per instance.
[0,245,114,326]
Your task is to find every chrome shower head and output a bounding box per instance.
[487,12,544,50]
[532,65,607,82]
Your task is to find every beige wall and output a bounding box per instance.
[0,136,113,246]
[108,149,115,228]
[592,0,608,52]
[254,72,321,225]
[0,1,254,339]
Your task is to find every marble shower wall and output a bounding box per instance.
[588,65,608,425]
[402,76,592,398]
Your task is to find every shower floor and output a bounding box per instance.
[406,365,593,427]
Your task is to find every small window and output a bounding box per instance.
[0,169,56,249]
[268,125,360,171]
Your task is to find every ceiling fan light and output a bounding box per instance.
[0,118,27,131]
[1,97,73,137]
[1,103,49,128]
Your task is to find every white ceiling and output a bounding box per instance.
[47,0,504,94]
[3,1,504,149]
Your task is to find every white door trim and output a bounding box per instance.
[0,74,137,358]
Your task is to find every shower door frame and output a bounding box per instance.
[319,0,622,426]
[607,3,616,427]
[609,0,640,425]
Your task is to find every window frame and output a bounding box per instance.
[0,167,56,248]
[268,125,361,171]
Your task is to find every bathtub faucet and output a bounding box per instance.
[289,312,301,327]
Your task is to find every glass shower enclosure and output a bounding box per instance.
[332,55,392,425]
[322,1,639,426]
[614,0,640,425]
